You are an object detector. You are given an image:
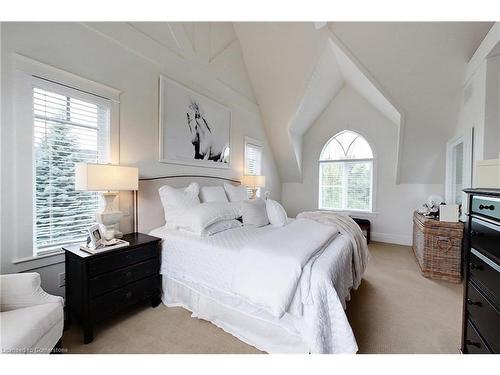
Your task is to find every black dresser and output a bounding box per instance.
[64,233,162,344]
[461,189,500,354]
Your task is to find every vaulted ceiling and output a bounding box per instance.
[234,22,401,182]
[235,22,493,184]
[109,22,494,185]
[129,22,257,103]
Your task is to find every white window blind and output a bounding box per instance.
[33,78,110,252]
[319,131,373,212]
[245,140,263,197]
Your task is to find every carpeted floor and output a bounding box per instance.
[63,242,462,354]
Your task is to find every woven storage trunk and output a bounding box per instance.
[412,211,464,283]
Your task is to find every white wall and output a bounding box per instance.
[484,53,500,159]
[453,40,500,192]
[282,85,442,245]
[0,22,280,296]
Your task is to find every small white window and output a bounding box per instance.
[33,77,111,253]
[319,130,374,212]
[244,137,263,198]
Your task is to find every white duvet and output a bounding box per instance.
[231,218,338,318]
[151,213,369,353]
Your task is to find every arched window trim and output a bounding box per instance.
[319,130,374,162]
[318,130,376,214]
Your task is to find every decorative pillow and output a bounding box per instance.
[177,202,240,235]
[158,182,200,228]
[202,219,242,236]
[266,199,288,227]
[241,198,270,227]
[223,182,248,202]
[199,186,229,203]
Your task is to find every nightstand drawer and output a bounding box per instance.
[91,275,161,320]
[88,244,159,276]
[89,258,160,297]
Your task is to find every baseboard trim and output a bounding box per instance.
[371,232,412,246]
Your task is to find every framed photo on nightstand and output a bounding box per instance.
[86,224,103,250]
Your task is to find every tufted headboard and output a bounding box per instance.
[136,175,240,234]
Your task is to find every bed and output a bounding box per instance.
[138,176,368,354]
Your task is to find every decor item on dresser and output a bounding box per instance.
[412,211,464,283]
[159,75,231,168]
[75,163,139,240]
[242,174,266,199]
[64,233,161,344]
[461,189,500,354]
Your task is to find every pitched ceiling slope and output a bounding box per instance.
[129,22,257,103]
[234,22,400,182]
[329,22,493,184]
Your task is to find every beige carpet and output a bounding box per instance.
[63,242,462,354]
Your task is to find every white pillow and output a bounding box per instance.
[200,186,229,203]
[203,219,242,236]
[223,182,248,202]
[241,198,269,227]
[158,182,200,228]
[266,199,288,227]
[177,202,240,235]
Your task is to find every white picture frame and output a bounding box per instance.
[159,75,231,169]
[87,224,104,250]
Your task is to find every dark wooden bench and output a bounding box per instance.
[352,217,371,244]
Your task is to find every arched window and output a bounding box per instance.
[319,130,374,211]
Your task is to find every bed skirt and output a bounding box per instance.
[161,275,309,353]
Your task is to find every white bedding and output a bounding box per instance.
[232,218,338,318]
[150,221,364,353]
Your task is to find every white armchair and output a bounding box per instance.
[1,272,64,354]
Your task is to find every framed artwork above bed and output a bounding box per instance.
[159,75,231,169]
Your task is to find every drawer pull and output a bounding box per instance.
[469,262,484,271]
[466,299,482,307]
[478,204,495,210]
[126,291,132,299]
[125,271,132,278]
[465,340,481,348]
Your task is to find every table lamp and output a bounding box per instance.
[242,175,266,199]
[75,163,138,240]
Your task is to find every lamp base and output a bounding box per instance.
[249,188,258,199]
[96,192,123,241]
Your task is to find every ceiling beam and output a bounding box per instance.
[168,23,196,59]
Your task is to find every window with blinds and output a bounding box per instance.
[319,130,373,212]
[244,139,263,197]
[33,79,110,253]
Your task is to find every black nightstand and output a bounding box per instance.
[64,233,162,344]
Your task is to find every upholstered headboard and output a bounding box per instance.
[137,175,240,234]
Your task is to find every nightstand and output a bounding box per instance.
[64,233,162,344]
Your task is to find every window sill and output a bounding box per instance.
[318,209,378,219]
[11,250,65,272]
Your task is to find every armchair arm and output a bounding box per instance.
[0,272,63,312]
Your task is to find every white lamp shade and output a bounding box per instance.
[242,175,266,188]
[75,163,139,191]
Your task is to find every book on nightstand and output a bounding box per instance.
[79,239,130,254]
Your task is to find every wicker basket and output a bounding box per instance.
[412,211,464,283]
